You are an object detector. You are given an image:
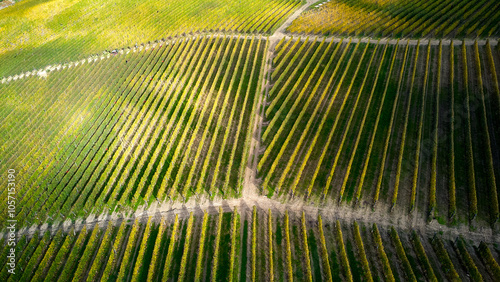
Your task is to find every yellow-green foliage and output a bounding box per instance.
[268,209,275,282]
[318,216,333,282]
[301,212,313,282]
[101,220,128,281]
[195,212,209,281]
[353,222,373,282]
[252,206,257,282]
[31,230,65,281]
[455,237,482,282]
[162,214,180,281]
[284,210,294,282]
[389,227,416,281]
[72,224,102,282]
[131,217,155,282]
[372,224,395,282]
[473,40,499,223]
[335,220,353,282]
[229,207,240,282]
[393,40,419,207]
[147,218,167,282]
[287,0,500,38]
[0,0,299,77]
[431,236,460,281]
[117,219,141,282]
[177,212,195,281]
[478,242,500,280]
[211,207,224,282]
[462,42,478,220]
[87,222,115,282]
[411,232,437,282]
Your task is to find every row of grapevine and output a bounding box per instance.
[2,207,499,281]
[0,0,301,77]
[0,35,264,228]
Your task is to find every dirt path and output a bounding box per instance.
[10,194,500,245]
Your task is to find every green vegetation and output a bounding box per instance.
[288,0,500,38]
[0,0,300,77]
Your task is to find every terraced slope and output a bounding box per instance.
[259,38,500,226]
[288,0,500,38]
[0,0,299,77]
[1,207,499,281]
[0,35,265,229]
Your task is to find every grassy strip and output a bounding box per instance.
[86,222,115,281]
[271,37,304,80]
[393,39,420,207]
[347,41,388,201]
[252,206,257,281]
[131,217,155,282]
[210,36,254,194]
[449,41,456,219]
[71,224,103,282]
[211,207,224,281]
[478,242,500,280]
[195,212,210,281]
[43,229,77,281]
[429,41,442,215]
[165,37,235,199]
[147,218,167,282]
[161,214,180,281]
[390,227,416,281]
[270,38,329,194]
[284,210,294,281]
[177,213,195,281]
[356,42,399,205]
[353,222,373,282]
[301,212,313,282]
[229,207,240,281]
[100,220,128,281]
[30,230,65,281]
[195,37,249,196]
[58,226,89,281]
[474,40,499,223]
[268,209,275,282]
[455,237,482,281]
[462,41,478,221]
[18,231,51,282]
[318,215,333,281]
[372,224,395,282]
[430,236,460,281]
[410,232,437,282]
[117,219,142,282]
[374,40,409,206]
[410,42,431,212]
[336,220,353,282]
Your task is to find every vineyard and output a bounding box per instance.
[1,206,500,281]
[259,37,500,225]
[1,0,500,280]
[0,0,300,77]
[0,35,264,229]
[288,0,500,38]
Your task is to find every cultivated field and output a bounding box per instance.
[288,0,500,38]
[259,37,500,226]
[0,0,299,77]
[1,0,500,280]
[0,35,264,229]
